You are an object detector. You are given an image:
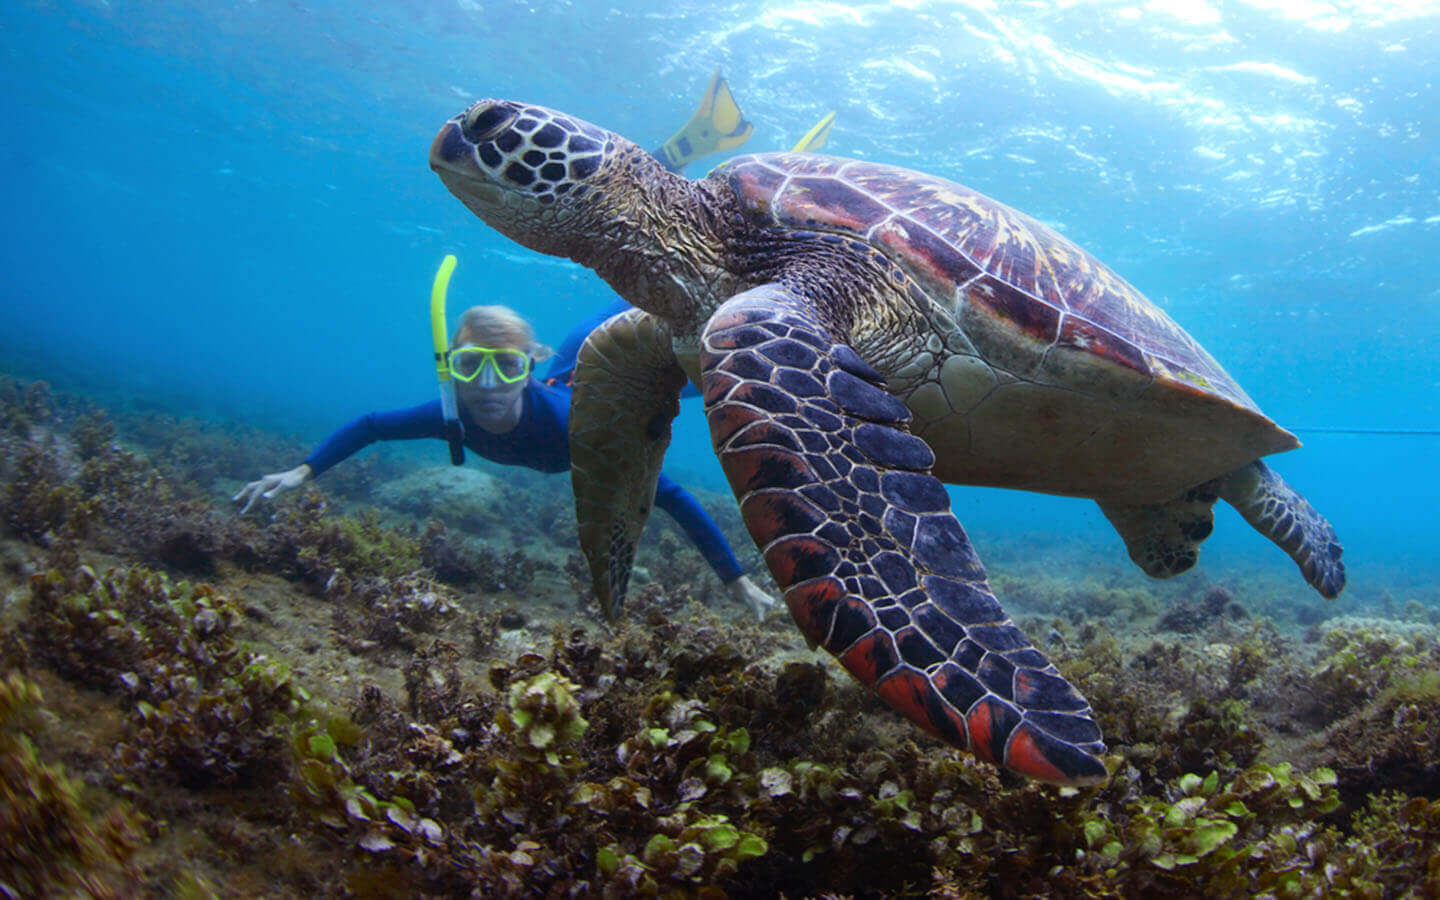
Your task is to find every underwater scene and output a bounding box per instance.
[2,0,1439,896]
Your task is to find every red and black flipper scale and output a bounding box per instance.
[701,284,1108,786]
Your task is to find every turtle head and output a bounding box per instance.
[430,100,629,258]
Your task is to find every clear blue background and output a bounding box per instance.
[3,0,1436,604]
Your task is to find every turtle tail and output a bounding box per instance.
[1217,460,1345,598]
[1098,486,1219,581]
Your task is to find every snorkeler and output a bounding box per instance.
[235,301,779,620]
[236,73,834,620]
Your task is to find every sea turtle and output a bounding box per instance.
[429,100,1345,786]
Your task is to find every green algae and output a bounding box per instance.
[0,672,139,896]
[2,373,1440,896]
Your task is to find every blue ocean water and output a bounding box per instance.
[2,0,1436,604]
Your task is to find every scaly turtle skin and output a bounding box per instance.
[430,100,1345,786]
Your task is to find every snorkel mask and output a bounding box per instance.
[447,346,531,385]
[430,255,466,466]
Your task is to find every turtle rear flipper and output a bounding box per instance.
[1218,460,1346,598]
[702,285,1108,786]
[1098,487,1220,580]
[570,309,690,619]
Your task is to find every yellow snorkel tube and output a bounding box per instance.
[430,254,465,466]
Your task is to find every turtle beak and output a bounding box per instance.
[429,118,472,174]
[431,118,505,212]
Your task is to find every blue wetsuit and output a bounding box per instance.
[303,301,743,584]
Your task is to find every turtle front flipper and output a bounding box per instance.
[570,309,690,619]
[1217,460,1346,598]
[701,285,1107,786]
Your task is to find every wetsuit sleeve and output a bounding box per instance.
[304,400,447,477]
[542,298,634,386]
[652,473,744,584]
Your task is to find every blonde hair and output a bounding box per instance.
[452,305,551,360]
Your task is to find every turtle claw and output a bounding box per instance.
[702,285,1108,786]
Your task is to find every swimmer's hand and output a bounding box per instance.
[234,464,313,513]
[726,575,778,622]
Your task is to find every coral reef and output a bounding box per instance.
[1,442,85,543]
[1298,619,1440,805]
[1156,583,1248,634]
[419,518,548,592]
[270,614,1440,897]
[375,465,508,537]
[263,496,423,586]
[3,372,1440,896]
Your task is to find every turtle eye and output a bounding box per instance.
[462,103,516,143]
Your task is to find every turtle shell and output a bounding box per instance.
[719,153,1258,415]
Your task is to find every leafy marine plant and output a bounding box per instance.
[5,374,1440,896]
[23,564,165,688]
[24,563,310,787]
[263,494,423,587]
[591,811,768,896]
[0,442,86,543]
[1309,621,1434,719]
[0,376,55,436]
[1073,763,1340,891]
[69,409,118,460]
[478,670,589,822]
[505,675,770,895]
[1150,697,1263,783]
[0,672,139,897]
[281,662,778,897]
[1333,792,1440,893]
[1311,646,1440,805]
[419,517,546,592]
[10,545,1440,896]
[0,406,245,578]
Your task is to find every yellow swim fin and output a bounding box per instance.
[654,67,754,173]
[791,111,836,153]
